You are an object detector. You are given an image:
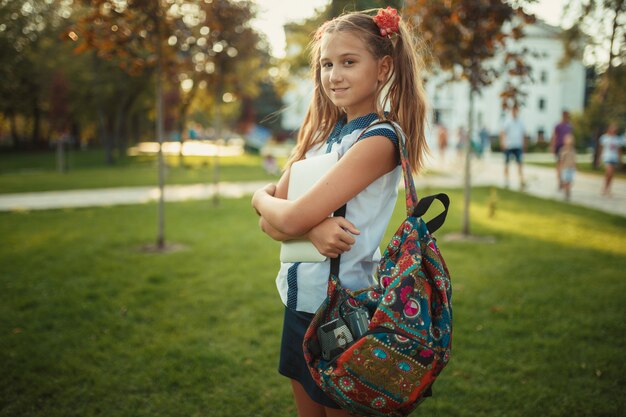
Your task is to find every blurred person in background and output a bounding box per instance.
[550,110,573,189]
[500,106,526,189]
[599,123,625,197]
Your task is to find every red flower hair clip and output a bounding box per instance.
[373,6,400,37]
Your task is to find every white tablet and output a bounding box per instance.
[280,152,339,263]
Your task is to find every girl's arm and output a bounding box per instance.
[257,166,292,240]
[257,165,361,258]
[252,135,397,237]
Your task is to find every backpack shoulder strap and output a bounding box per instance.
[330,120,383,277]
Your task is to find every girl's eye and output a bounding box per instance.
[344,60,354,65]
[322,62,332,68]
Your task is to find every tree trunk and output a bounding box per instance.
[114,104,124,160]
[9,111,19,148]
[462,88,475,236]
[156,31,166,250]
[130,113,141,146]
[177,80,199,167]
[32,94,42,147]
[93,53,115,165]
[56,133,66,173]
[116,84,144,159]
[98,109,115,165]
[213,68,224,207]
[176,115,187,168]
[113,98,129,161]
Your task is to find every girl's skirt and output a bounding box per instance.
[278,306,340,409]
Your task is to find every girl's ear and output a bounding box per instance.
[378,55,393,82]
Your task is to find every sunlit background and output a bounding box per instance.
[253,0,570,58]
[0,2,624,417]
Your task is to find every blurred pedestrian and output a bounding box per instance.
[188,123,199,140]
[599,123,625,197]
[500,106,526,189]
[263,153,280,176]
[456,126,467,161]
[476,126,490,158]
[550,110,573,189]
[436,122,448,165]
[558,133,576,201]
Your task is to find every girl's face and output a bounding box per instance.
[319,31,390,121]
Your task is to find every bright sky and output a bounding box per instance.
[252,0,570,58]
[252,0,330,58]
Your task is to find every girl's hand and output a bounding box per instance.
[307,217,360,258]
[252,183,277,215]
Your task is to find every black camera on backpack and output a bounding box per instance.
[317,306,370,361]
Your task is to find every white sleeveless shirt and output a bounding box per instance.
[276,113,403,313]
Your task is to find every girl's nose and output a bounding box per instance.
[329,67,343,83]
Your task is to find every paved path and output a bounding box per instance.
[0,181,269,211]
[421,152,626,217]
[0,152,624,217]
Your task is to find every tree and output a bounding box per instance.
[72,0,175,249]
[404,0,534,236]
[72,1,166,164]
[161,0,264,166]
[0,0,73,148]
[559,0,625,168]
[71,0,267,248]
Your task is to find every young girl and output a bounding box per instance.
[558,133,576,200]
[252,8,429,417]
[599,123,624,196]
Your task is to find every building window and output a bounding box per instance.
[540,70,548,83]
[537,128,546,143]
[538,97,546,111]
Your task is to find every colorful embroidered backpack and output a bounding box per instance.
[303,123,453,417]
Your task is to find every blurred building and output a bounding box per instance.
[281,19,586,147]
[427,19,586,145]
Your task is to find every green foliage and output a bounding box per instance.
[0,0,81,146]
[0,188,624,416]
[560,0,626,151]
[0,0,274,156]
[72,0,266,124]
[559,0,625,74]
[572,65,626,145]
[404,0,535,108]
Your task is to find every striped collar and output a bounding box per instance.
[326,113,380,150]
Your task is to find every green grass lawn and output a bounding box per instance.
[0,149,281,194]
[1,188,624,416]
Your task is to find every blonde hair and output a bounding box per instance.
[287,9,430,174]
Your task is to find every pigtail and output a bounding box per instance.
[386,18,430,174]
